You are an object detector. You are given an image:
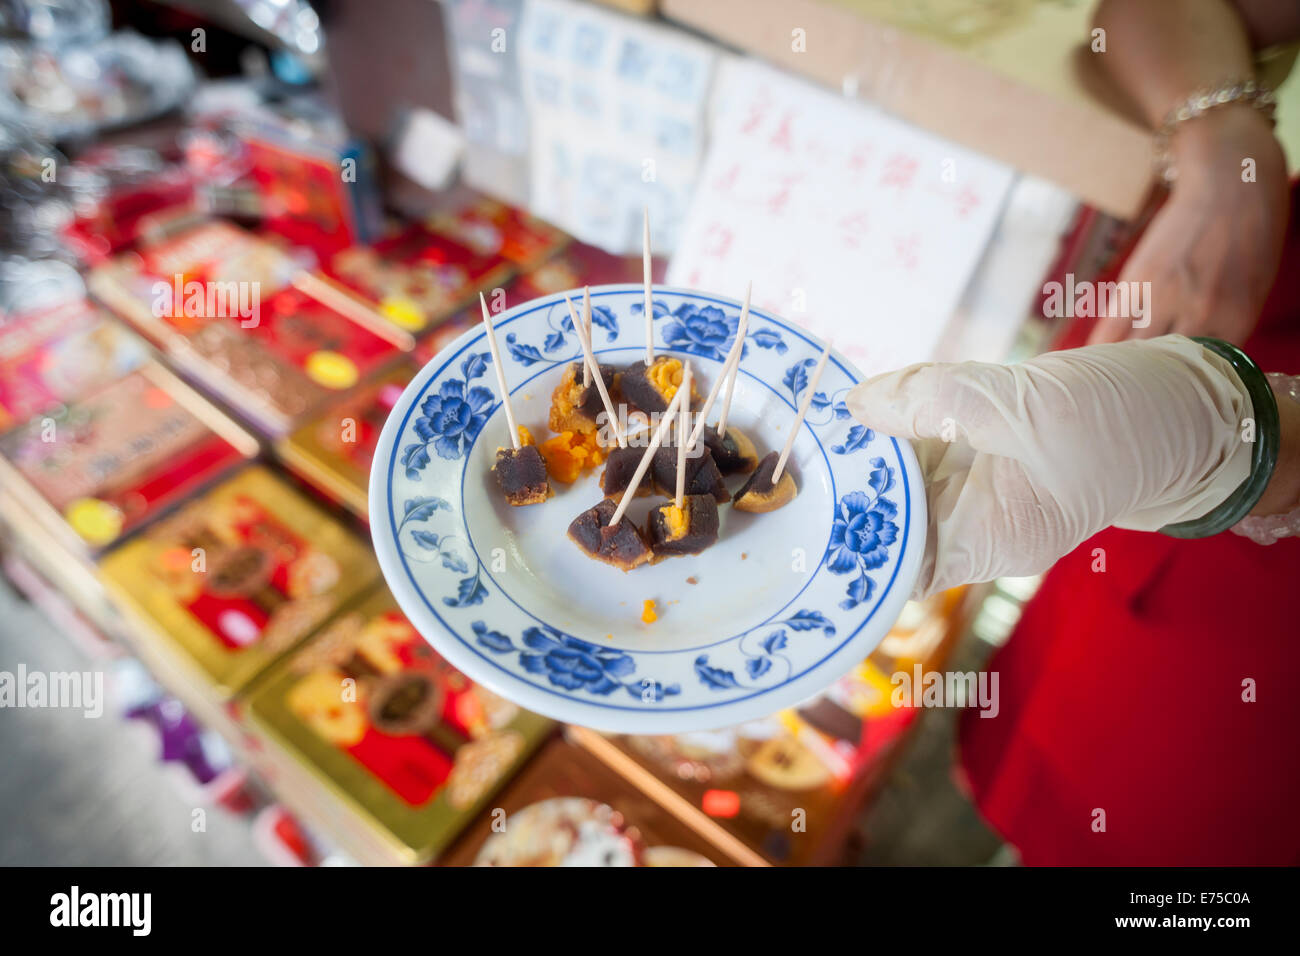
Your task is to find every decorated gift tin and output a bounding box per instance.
[0,361,257,557]
[0,297,148,433]
[244,588,552,864]
[99,465,380,697]
[88,221,406,435]
[424,197,567,270]
[274,362,416,520]
[321,223,515,339]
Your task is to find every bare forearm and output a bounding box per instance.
[1093,0,1258,126]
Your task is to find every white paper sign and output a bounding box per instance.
[518,0,716,254]
[669,58,1015,375]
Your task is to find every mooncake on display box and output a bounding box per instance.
[99,466,380,698]
[424,197,567,270]
[0,298,149,433]
[438,736,746,866]
[321,224,515,340]
[245,589,552,865]
[0,362,257,557]
[274,362,417,520]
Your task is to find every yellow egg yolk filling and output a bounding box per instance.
[648,357,683,401]
[661,503,688,541]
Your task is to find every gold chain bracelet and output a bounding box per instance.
[1153,78,1277,184]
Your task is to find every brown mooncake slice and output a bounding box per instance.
[548,360,620,435]
[646,495,720,557]
[600,444,655,502]
[732,451,797,513]
[492,445,551,506]
[619,355,699,415]
[700,424,758,475]
[650,445,729,503]
[568,498,653,570]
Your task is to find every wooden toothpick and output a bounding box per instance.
[609,384,687,528]
[480,292,520,451]
[582,285,592,387]
[715,282,751,439]
[773,341,832,484]
[564,293,626,448]
[688,318,746,449]
[675,362,691,509]
[643,206,654,366]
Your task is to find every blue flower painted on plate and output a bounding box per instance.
[473,622,681,702]
[401,352,492,476]
[825,459,899,610]
[661,302,740,362]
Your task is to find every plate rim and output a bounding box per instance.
[370,283,926,733]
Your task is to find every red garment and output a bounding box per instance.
[958,184,1300,866]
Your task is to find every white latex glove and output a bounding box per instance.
[846,336,1253,597]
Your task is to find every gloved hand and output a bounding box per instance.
[846,335,1253,597]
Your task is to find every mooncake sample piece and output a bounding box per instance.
[567,498,653,571]
[646,495,720,557]
[650,445,729,503]
[548,360,620,436]
[492,445,551,506]
[619,356,699,415]
[600,444,655,501]
[733,451,798,513]
[701,424,759,475]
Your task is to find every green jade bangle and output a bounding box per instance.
[1160,337,1280,539]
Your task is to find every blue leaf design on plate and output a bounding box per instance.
[590,305,618,339]
[834,401,851,420]
[461,351,489,381]
[403,496,450,522]
[402,443,430,480]
[749,327,787,353]
[543,329,566,352]
[444,574,488,607]
[630,300,671,320]
[810,391,831,412]
[472,621,514,653]
[504,333,544,366]
[783,359,813,401]
[868,457,896,496]
[440,550,469,574]
[746,656,773,679]
[695,655,741,690]
[785,610,836,635]
[841,573,874,611]
[411,530,439,550]
[761,630,788,653]
[832,424,874,455]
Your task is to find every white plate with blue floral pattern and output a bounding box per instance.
[370,285,925,733]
